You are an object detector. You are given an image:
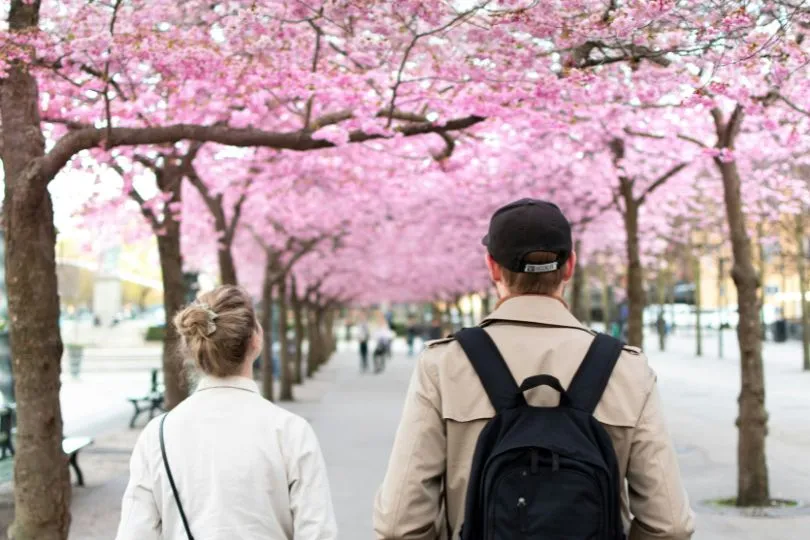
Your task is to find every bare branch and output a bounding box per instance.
[623,127,709,149]
[42,115,486,181]
[304,16,325,129]
[386,7,482,126]
[226,178,252,241]
[107,159,160,229]
[638,162,689,204]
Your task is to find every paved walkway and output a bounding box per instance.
[6,331,810,539]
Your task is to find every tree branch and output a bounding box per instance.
[42,115,486,181]
[623,127,708,148]
[386,7,481,127]
[226,178,252,241]
[638,162,689,205]
[107,159,160,229]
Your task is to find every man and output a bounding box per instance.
[373,199,695,539]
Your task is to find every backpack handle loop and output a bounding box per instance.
[518,375,571,407]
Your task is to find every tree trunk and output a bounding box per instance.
[657,267,666,352]
[324,308,337,356]
[796,215,810,371]
[713,105,769,506]
[694,250,703,357]
[600,264,612,333]
[584,263,592,327]
[570,240,586,321]
[156,224,190,410]
[278,277,293,401]
[757,222,767,338]
[260,264,274,401]
[290,276,305,383]
[306,307,321,377]
[218,243,238,285]
[1,4,72,536]
[620,178,645,348]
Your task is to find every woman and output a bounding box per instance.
[116,285,337,540]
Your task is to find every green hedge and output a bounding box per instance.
[145,325,166,342]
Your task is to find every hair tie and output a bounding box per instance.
[199,302,218,336]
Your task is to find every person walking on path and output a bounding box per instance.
[406,316,419,357]
[116,285,337,540]
[373,199,694,539]
[358,314,371,373]
[372,312,395,374]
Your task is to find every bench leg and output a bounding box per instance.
[129,403,142,429]
[69,452,85,487]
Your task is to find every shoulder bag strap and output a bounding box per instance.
[566,333,624,414]
[454,327,524,412]
[159,414,195,540]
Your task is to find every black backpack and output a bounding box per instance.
[454,327,625,540]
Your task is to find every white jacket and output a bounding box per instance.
[116,376,337,540]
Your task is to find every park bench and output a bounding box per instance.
[63,436,93,486]
[0,403,90,487]
[127,368,165,428]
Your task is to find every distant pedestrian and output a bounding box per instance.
[372,312,394,373]
[358,315,370,373]
[116,285,337,540]
[405,317,418,357]
[427,315,443,341]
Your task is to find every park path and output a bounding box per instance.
[27,332,810,539]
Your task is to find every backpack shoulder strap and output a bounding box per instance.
[566,333,624,414]
[454,327,525,412]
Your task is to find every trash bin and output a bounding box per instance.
[773,319,788,343]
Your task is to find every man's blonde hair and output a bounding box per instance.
[499,251,565,295]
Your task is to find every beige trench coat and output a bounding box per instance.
[373,295,695,540]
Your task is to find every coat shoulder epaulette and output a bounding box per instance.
[425,336,456,349]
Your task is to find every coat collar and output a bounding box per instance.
[482,294,586,331]
[195,375,259,394]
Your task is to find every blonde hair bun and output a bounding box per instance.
[172,285,258,377]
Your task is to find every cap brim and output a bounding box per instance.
[481,234,489,246]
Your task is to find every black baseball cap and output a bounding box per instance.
[482,198,572,273]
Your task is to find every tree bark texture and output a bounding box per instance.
[599,265,612,331]
[713,106,769,506]
[620,178,645,349]
[278,277,293,401]
[260,265,275,401]
[156,226,190,410]
[306,307,321,378]
[570,240,586,322]
[693,251,703,357]
[153,161,193,410]
[1,3,71,538]
[217,246,239,286]
[795,215,810,371]
[657,268,666,352]
[324,308,337,356]
[290,276,305,384]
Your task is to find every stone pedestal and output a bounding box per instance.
[93,277,122,326]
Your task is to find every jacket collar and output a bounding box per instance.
[482,295,586,331]
[195,375,259,394]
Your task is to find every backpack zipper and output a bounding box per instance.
[517,497,528,533]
